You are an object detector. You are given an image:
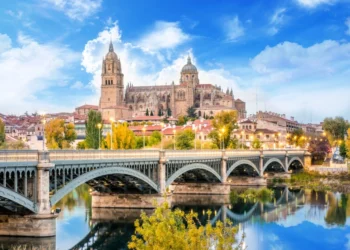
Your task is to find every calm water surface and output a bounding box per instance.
[2,185,350,250]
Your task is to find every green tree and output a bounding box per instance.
[150,110,154,116]
[287,128,307,148]
[128,202,239,250]
[85,110,103,149]
[177,115,188,126]
[145,108,149,116]
[158,109,162,116]
[167,108,172,117]
[45,119,77,149]
[346,128,350,159]
[77,141,86,149]
[186,106,197,119]
[176,129,195,149]
[148,131,161,146]
[323,117,349,145]
[339,142,348,159]
[252,138,262,149]
[111,122,136,149]
[208,111,238,149]
[0,119,5,146]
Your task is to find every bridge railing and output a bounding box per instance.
[0,150,39,162]
[165,150,222,158]
[287,150,305,155]
[49,150,160,161]
[225,150,260,157]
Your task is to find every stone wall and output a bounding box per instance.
[227,177,267,186]
[0,214,56,237]
[169,183,231,195]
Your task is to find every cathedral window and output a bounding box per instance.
[111,80,113,85]
[105,80,107,85]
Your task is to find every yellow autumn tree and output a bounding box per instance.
[346,128,350,159]
[45,119,77,149]
[111,122,136,149]
[128,202,242,250]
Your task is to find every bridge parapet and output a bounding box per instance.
[0,150,38,163]
[165,150,222,159]
[49,150,159,162]
[225,150,260,157]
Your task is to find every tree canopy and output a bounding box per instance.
[128,202,239,250]
[176,129,195,149]
[85,110,103,149]
[45,119,77,149]
[346,129,350,159]
[287,128,307,148]
[186,106,197,119]
[110,122,136,149]
[323,117,349,145]
[0,119,5,146]
[208,111,238,149]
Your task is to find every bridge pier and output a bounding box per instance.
[221,150,227,183]
[37,161,54,214]
[304,152,312,170]
[158,150,167,194]
[259,150,264,177]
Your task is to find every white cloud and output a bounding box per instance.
[137,21,190,52]
[223,16,245,42]
[345,17,350,35]
[42,0,102,21]
[0,34,11,53]
[296,0,335,8]
[268,8,286,36]
[250,40,350,121]
[71,81,84,89]
[6,10,23,20]
[0,32,79,114]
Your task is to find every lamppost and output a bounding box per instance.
[41,116,46,151]
[194,126,197,150]
[221,127,225,149]
[160,122,164,150]
[97,123,102,149]
[200,132,203,150]
[241,131,245,149]
[142,126,146,148]
[173,129,176,150]
[109,118,115,149]
[219,133,222,150]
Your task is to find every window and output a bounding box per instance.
[111,80,113,85]
[246,135,249,140]
[105,80,107,85]
[266,135,270,139]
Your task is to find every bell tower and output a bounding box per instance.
[99,41,124,109]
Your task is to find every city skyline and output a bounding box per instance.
[1,0,350,122]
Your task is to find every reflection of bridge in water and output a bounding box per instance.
[71,187,306,250]
[0,149,307,237]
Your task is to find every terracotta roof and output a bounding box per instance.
[127,116,164,121]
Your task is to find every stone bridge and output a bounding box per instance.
[0,149,308,217]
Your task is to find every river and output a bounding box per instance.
[1,185,350,250]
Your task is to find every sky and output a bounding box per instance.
[0,0,350,123]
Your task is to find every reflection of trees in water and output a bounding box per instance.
[325,193,348,226]
[53,184,92,222]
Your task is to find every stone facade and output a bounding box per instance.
[99,41,246,120]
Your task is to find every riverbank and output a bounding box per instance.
[271,171,350,192]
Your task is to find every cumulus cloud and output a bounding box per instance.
[223,16,245,42]
[296,0,336,8]
[71,81,84,89]
[42,0,102,21]
[137,21,190,52]
[250,40,350,121]
[0,32,79,114]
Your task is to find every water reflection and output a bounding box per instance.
[1,186,350,249]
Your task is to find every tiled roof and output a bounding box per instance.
[76,104,99,110]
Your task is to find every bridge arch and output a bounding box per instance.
[226,160,259,177]
[0,186,36,213]
[288,157,304,169]
[263,158,285,173]
[226,202,259,222]
[165,163,222,187]
[50,167,158,206]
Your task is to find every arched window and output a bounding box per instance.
[111,80,113,85]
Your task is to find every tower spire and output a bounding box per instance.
[187,54,191,64]
[109,37,114,52]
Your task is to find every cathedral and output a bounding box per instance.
[99,41,246,121]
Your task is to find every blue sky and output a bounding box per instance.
[0,0,350,122]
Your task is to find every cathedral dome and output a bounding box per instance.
[181,56,197,74]
[105,40,118,60]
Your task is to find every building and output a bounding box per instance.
[254,111,301,133]
[85,41,247,121]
